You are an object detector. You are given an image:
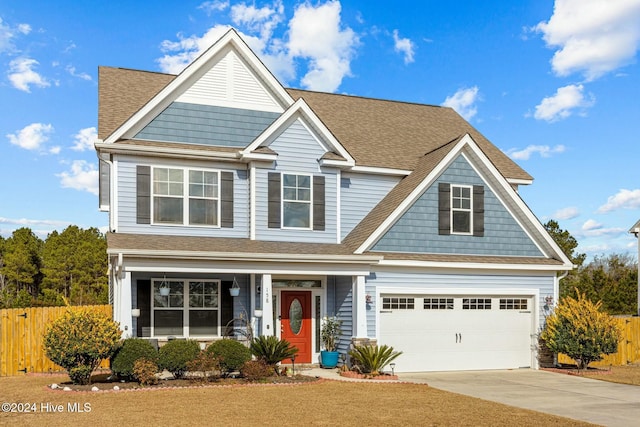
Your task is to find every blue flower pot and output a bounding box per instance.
[320,350,339,368]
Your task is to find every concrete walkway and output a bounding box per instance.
[305,367,640,427]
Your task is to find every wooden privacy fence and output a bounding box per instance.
[0,305,112,376]
[558,316,640,367]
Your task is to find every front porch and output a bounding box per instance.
[111,263,374,365]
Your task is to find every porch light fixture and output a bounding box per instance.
[229,276,240,297]
[366,294,373,304]
[159,275,170,296]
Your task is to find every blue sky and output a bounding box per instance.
[1,0,639,261]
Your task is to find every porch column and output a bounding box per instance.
[119,271,133,338]
[352,275,368,338]
[261,274,274,336]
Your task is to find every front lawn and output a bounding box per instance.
[0,374,593,426]
[580,364,640,386]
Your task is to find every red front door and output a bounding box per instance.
[280,291,312,363]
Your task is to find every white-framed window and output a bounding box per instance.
[462,298,491,310]
[424,298,454,310]
[152,167,219,226]
[152,279,220,337]
[500,298,528,310]
[282,173,312,228]
[451,185,472,234]
[382,297,415,310]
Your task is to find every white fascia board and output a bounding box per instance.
[354,136,471,254]
[350,165,411,176]
[104,29,294,144]
[377,259,573,271]
[240,152,278,162]
[242,98,355,165]
[319,159,354,169]
[108,248,382,264]
[461,140,573,268]
[95,142,241,161]
[507,177,533,186]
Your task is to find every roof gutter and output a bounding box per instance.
[377,259,574,271]
[95,141,241,161]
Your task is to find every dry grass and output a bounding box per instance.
[580,364,640,386]
[0,374,594,426]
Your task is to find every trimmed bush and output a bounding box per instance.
[348,344,402,376]
[206,339,251,376]
[240,360,273,381]
[133,358,158,386]
[111,338,158,380]
[43,308,121,385]
[158,339,201,379]
[541,290,621,370]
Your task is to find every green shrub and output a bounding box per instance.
[240,360,273,381]
[158,339,201,379]
[111,338,158,380]
[541,290,621,370]
[133,358,158,386]
[186,351,221,382]
[250,335,298,375]
[206,339,251,376]
[43,308,121,385]
[348,344,402,376]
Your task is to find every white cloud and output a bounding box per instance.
[535,0,640,80]
[7,57,50,92]
[552,206,580,220]
[198,0,229,14]
[71,127,97,151]
[56,160,99,195]
[578,219,625,237]
[231,0,284,41]
[392,29,415,64]
[533,84,594,122]
[507,144,566,160]
[0,216,70,228]
[442,86,480,120]
[288,1,359,92]
[7,123,54,151]
[66,65,92,81]
[0,17,30,54]
[597,188,640,213]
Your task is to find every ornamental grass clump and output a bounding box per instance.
[541,290,621,370]
[43,308,121,385]
[349,344,402,376]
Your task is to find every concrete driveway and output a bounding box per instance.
[397,369,640,427]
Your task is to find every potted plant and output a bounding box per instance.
[320,316,342,368]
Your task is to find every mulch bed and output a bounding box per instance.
[542,364,613,377]
[339,371,398,380]
[48,372,320,392]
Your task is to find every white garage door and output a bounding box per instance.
[379,294,533,372]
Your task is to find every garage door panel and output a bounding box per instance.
[379,295,533,372]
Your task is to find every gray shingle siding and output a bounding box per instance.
[135,102,279,147]
[372,155,543,256]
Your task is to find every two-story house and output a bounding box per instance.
[95,29,573,372]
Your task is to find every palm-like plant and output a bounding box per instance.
[348,344,402,376]
[250,336,298,374]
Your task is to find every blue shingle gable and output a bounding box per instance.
[372,155,544,257]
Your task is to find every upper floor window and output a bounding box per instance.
[451,185,472,234]
[282,173,311,228]
[152,167,219,226]
[268,172,325,231]
[438,182,484,237]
